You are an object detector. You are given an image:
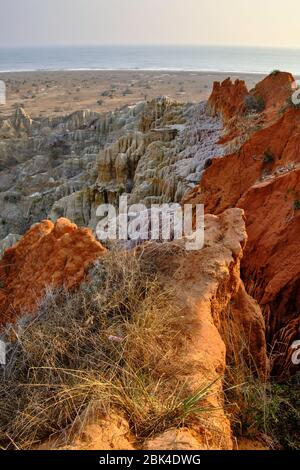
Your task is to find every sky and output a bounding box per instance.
[0,0,299,49]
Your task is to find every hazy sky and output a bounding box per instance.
[0,0,299,48]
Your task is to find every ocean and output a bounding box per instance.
[0,45,300,75]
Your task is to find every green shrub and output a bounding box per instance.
[234,375,300,450]
[263,150,275,164]
[294,200,300,211]
[244,95,265,114]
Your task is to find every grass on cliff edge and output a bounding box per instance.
[234,374,300,450]
[220,300,300,451]
[0,249,215,450]
[223,321,300,450]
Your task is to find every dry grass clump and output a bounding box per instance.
[0,249,212,449]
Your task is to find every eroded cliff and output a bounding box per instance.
[185,71,300,376]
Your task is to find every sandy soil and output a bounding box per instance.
[0,70,264,119]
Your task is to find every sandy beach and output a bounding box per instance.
[0,70,265,118]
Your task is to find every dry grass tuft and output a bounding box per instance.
[0,249,213,449]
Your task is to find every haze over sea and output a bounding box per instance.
[1,45,300,75]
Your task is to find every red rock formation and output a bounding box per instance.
[207,72,297,152]
[251,71,296,123]
[206,78,248,123]
[191,107,300,215]
[238,169,300,376]
[0,218,106,324]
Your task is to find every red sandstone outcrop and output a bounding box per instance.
[251,71,296,123]
[206,78,248,123]
[0,218,106,324]
[207,72,297,153]
[189,107,300,215]
[208,71,296,127]
[238,169,300,376]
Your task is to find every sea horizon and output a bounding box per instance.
[1,44,300,75]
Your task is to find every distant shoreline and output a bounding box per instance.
[0,69,268,75]
[2,68,299,78]
[1,45,300,76]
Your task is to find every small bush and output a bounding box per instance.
[271,69,281,76]
[233,375,300,450]
[263,150,275,164]
[244,95,265,114]
[294,200,300,211]
[101,90,112,97]
[122,88,133,96]
[221,304,300,450]
[223,320,300,450]
[204,158,213,170]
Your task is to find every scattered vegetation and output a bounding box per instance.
[101,89,113,98]
[244,94,265,114]
[0,250,215,450]
[294,199,300,211]
[122,88,133,96]
[49,138,70,159]
[222,309,300,450]
[271,69,281,76]
[204,158,213,169]
[263,150,275,165]
[231,374,300,450]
